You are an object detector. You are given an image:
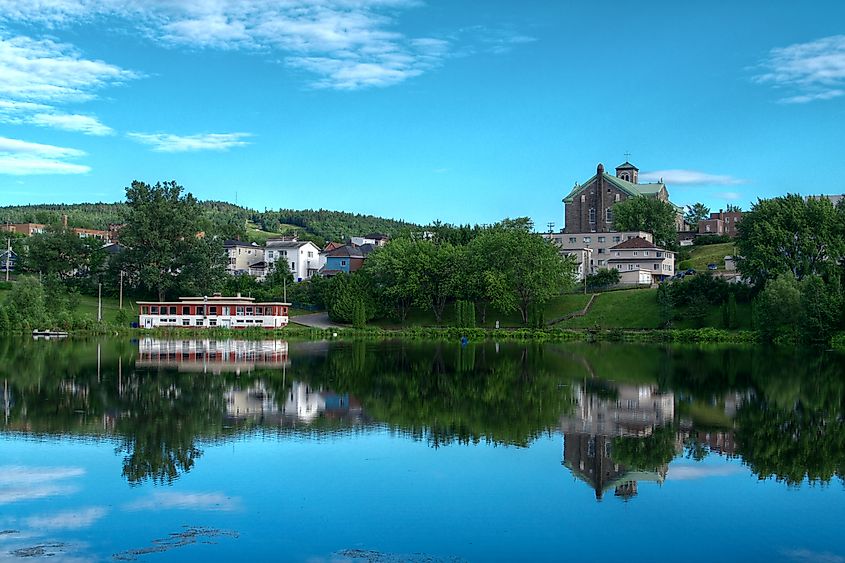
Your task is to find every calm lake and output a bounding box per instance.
[1,337,844,562]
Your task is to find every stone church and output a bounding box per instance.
[563,161,678,233]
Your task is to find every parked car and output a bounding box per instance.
[707,263,718,270]
[685,268,697,276]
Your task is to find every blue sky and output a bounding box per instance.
[0,0,843,228]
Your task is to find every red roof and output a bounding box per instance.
[609,236,661,250]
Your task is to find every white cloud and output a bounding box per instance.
[668,464,743,481]
[0,465,85,504]
[782,549,845,563]
[0,1,530,91]
[755,35,845,103]
[124,492,240,512]
[28,112,113,135]
[0,136,91,175]
[126,132,252,152]
[640,169,745,186]
[0,33,138,103]
[714,191,742,201]
[25,507,108,530]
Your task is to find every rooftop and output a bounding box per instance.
[609,236,665,250]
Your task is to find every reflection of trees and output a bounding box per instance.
[114,370,228,485]
[292,340,575,447]
[611,426,677,470]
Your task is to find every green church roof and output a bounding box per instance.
[563,172,666,203]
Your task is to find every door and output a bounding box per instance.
[144,318,153,329]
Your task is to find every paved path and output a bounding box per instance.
[291,312,341,329]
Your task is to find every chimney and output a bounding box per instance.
[236,292,242,298]
[597,163,604,175]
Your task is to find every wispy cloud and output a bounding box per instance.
[126,132,252,153]
[640,169,745,186]
[755,35,845,103]
[124,492,240,512]
[715,191,742,201]
[0,2,531,91]
[0,465,85,503]
[25,507,108,530]
[668,464,743,481]
[0,136,90,175]
[0,32,134,136]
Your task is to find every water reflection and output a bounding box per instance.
[1,338,845,493]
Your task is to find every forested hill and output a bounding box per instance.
[0,201,418,244]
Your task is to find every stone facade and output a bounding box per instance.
[698,209,743,237]
[563,162,671,234]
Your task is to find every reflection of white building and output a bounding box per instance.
[226,382,279,418]
[282,382,355,422]
[560,383,675,501]
[137,338,289,374]
[561,383,674,437]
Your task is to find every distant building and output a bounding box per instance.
[607,236,674,284]
[1,215,111,241]
[0,248,16,272]
[321,244,374,275]
[562,162,683,233]
[137,294,290,329]
[224,239,265,279]
[544,230,655,280]
[698,209,743,237]
[351,233,389,247]
[265,239,323,281]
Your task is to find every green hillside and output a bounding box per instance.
[0,200,418,245]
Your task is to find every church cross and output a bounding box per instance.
[624,151,632,161]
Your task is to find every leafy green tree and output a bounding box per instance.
[754,275,802,342]
[473,228,576,324]
[4,276,50,329]
[0,305,8,333]
[364,238,421,322]
[800,275,842,343]
[611,425,676,470]
[326,273,376,324]
[22,226,105,281]
[684,202,711,226]
[736,194,845,286]
[612,197,679,249]
[657,282,673,328]
[119,180,205,300]
[415,241,461,323]
[586,268,621,291]
[352,298,367,328]
[174,237,227,298]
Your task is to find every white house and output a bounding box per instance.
[545,230,654,279]
[265,239,324,281]
[224,240,265,279]
[606,236,674,285]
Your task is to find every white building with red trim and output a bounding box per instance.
[138,293,290,329]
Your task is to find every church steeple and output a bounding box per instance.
[615,161,638,183]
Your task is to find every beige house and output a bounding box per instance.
[224,240,265,279]
[607,236,674,284]
[544,230,653,280]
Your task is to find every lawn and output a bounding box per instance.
[556,288,661,329]
[686,242,736,271]
[75,294,140,324]
[245,222,302,244]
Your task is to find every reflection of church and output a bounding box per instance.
[560,383,675,500]
[225,381,363,427]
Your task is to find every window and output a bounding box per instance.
[569,237,576,243]
[196,306,205,316]
[246,307,253,315]
[598,248,605,254]
[209,319,217,326]
[209,306,217,315]
[613,236,621,243]
[589,208,596,224]
[182,319,191,326]
[583,236,591,243]
[341,260,347,266]
[291,261,296,271]
[598,236,605,243]
[656,252,663,258]
[236,306,245,316]
[169,306,177,315]
[605,208,613,223]
[182,306,190,315]
[580,194,586,203]
[644,251,650,256]
[308,251,314,258]
[615,251,620,257]
[633,251,638,256]
[615,194,621,202]
[654,264,659,270]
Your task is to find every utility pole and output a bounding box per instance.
[4,237,9,282]
[283,277,287,303]
[119,270,124,309]
[98,283,102,322]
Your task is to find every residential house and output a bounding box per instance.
[265,239,324,281]
[320,244,377,275]
[0,248,16,272]
[698,209,743,237]
[224,239,266,279]
[562,162,684,233]
[607,236,674,284]
[544,230,654,280]
[351,233,389,247]
[1,223,45,236]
